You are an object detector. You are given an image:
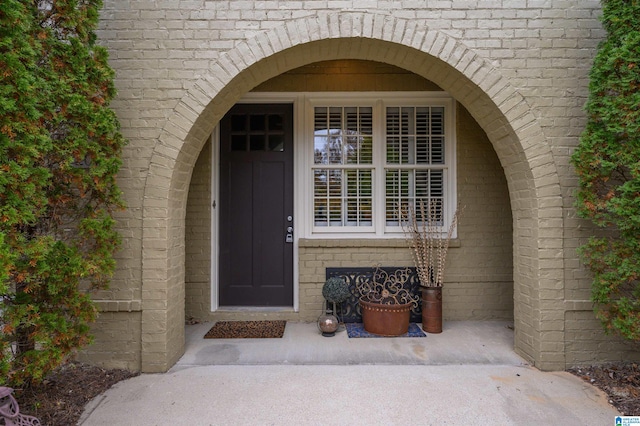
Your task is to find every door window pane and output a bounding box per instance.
[231,135,246,151]
[231,112,286,152]
[250,134,265,151]
[250,114,265,131]
[268,114,283,131]
[268,135,284,151]
[231,114,246,132]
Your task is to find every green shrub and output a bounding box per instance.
[571,0,640,342]
[0,0,125,386]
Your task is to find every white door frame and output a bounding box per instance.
[210,93,303,312]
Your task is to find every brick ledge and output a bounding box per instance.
[299,238,461,248]
[564,300,594,311]
[94,300,142,312]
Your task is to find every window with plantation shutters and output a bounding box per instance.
[385,106,446,227]
[313,106,374,228]
[307,93,455,237]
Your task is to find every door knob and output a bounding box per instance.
[285,225,293,243]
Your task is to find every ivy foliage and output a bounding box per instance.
[0,0,125,386]
[571,0,640,342]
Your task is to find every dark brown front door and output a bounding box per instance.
[219,103,294,306]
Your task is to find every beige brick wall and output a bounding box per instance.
[185,62,513,323]
[185,140,211,320]
[88,2,634,372]
[77,311,142,371]
[565,311,640,366]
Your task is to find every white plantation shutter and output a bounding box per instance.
[385,106,447,226]
[313,106,373,227]
[308,94,454,236]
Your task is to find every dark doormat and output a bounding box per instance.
[345,323,426,338]
[204,320,286,339]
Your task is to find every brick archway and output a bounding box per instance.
[141,12,563,372]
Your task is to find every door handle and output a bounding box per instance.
[285,225,293,243]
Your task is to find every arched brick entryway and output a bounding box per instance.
[140,12,563,372]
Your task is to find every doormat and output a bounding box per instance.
[345,323,426,338]
[204,320,286,339]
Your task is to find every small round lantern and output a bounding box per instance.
[317,310,339,337]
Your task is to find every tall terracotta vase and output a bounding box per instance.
[421,286,443,333]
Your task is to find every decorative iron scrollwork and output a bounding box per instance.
[326,266,422,323]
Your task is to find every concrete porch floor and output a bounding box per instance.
[80,321,621,425]
[174,320,527,369]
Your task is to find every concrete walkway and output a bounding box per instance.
[79,321,619,425]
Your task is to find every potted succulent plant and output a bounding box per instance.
[356,266,420,336]
[400,200,462,333]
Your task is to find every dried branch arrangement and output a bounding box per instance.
[400,200,462,287]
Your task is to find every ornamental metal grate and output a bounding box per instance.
[0,387,41,426]
[325,267,422,323]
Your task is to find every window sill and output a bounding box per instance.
[298,238,461,248]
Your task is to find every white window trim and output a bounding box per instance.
[304,92,457,239]
[308,101,378,234]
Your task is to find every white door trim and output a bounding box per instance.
[210,93,302,312]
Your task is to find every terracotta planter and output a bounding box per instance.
[360,298,412,336]
[421,286,443,333]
